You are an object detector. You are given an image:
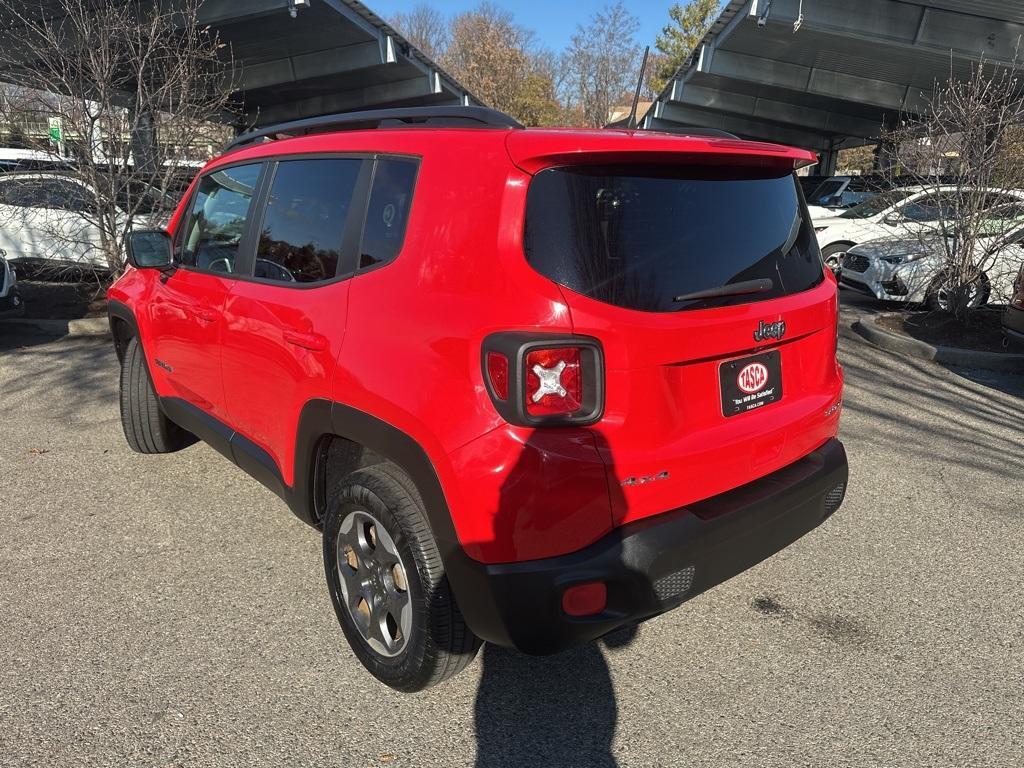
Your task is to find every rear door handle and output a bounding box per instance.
[191,306,219,323]
[283,328,329,352]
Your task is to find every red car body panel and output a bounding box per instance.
[109,125,841,568]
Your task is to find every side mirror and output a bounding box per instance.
[882,213,902,226]
[126,229,173,270]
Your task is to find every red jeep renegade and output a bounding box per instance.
[109,106,847,691]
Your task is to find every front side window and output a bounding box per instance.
[255,158,362,283]
[178,163,261,273]
[359,158,418,270]
[840,190,914,219]
[525,166,822,313]
[899,192,957,222]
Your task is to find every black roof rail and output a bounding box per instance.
[225,106,524,153]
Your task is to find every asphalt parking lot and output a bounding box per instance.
[1,295,1022,768]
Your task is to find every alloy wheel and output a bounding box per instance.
[335,509,412,657]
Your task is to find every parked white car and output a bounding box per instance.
[813,186,1024,273]
[0,171,173,272]
[839,232,1024,310]
[0,249,24,316]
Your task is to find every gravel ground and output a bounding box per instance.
[0,294,1021,768]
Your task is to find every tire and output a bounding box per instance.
[323,462,481,691]
[926,272,990,312]
[821,242,853,275]
[119,335,193,454]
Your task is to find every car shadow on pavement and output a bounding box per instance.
[0,330,116,419]
[473,430,645,768]
[473,626,637,768]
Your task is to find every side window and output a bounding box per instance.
[254,158,362,283]
[40,180,94,213]
[359,158,418,270]
[0,179,43,208]
[178,163,262,273]
[900,193,955,222]
[0,180,21,206]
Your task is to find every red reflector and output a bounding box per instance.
[486,351,509,400]
[562,582,607,617]
[525,346,582,416]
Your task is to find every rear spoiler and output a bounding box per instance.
[505,131,818,175]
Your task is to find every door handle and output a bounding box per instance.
[283,328,329,352]
[191,305,219,323]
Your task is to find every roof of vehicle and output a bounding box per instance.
[209,124,818,176]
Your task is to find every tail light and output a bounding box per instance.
[482,333,604,426]
[1013,270,1024,309]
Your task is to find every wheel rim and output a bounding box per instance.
[936,279,985,311]
[335,509,412,658]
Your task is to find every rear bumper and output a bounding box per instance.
[454,438,848,654]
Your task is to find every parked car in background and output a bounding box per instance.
[805,175,886,221]
[0,249,24,316]
[838,225,1024,310]
[1003,262,1024,347]
[0,171,176,274]
[813,186,1024,274]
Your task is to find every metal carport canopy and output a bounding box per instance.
[642,0,1024,164]
[200,0,478,126]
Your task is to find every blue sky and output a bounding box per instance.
[371,0,673,52]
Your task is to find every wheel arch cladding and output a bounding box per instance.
[294,399,506,641]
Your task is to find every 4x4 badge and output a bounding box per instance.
[753,320,786,342]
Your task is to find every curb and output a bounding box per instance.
[852,314,1024,373]
[0,316,110,338]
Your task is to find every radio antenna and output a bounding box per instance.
[605,46,650,130]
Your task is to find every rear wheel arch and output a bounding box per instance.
[292,401,497,640]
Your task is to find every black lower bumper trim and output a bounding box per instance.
[454,438,849,654]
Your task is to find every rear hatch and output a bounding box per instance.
[515,136,843,525]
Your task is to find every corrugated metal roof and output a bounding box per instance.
[643,0,1024,155]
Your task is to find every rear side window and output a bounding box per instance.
[255,158,362,283]
[178,163,261,272]
[524,167,823,312]
[359,158,418,270]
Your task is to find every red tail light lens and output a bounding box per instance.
[525,346,582,416]
[486,352,509,400]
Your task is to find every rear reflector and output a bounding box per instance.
[486,351,509,401]
[562,582,607,617]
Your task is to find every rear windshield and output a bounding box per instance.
[524,166,823,312]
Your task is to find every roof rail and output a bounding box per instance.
[225,106,524,153]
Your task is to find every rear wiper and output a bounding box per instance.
[673,278,774,304]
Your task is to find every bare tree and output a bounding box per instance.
[442,3,563,127]
[391,4,450,62]
[879,58,1024,320]
[0,0,234,277]
[565,2,642,128]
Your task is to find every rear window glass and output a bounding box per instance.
[524,167,823,312]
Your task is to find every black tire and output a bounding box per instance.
[926,272,990,312]
[119,335,193,454]
[323,462,481,692]
[821,242,853,274]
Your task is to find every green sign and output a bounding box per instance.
[48,117,62,143]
